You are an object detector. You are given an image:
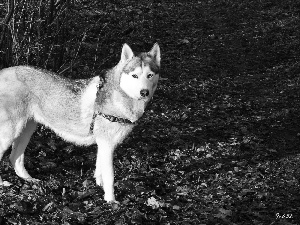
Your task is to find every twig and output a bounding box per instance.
[0,0,14,50]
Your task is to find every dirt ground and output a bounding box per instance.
[1,0,300,224]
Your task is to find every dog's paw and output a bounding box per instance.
[0,181,12,187]
[110,200,120,210]
[107,199,120,204]
[105,199,120,210]
[25,178,41,183]
[104,193,118,204]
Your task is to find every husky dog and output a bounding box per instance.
[0,43,160,203]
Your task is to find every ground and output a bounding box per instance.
[1,0,300,224]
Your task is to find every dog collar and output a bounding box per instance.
[99,113,134,124]
[89,112,135,133]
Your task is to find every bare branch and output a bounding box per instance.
[0,0,14,49]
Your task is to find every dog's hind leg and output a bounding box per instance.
[0,111,28,185]
[0,122,15,186]
[9,119,37,182]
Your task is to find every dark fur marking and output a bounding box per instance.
[123,53,160,74]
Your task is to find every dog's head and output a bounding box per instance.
[119,43,160,100]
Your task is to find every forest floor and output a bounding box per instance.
[1,0,300,224]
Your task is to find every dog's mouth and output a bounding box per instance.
[137,95,152,101]
[129,93,151,101]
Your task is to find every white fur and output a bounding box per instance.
[121,44,134,63]
[149,43,161,67]
[81,77,101,124]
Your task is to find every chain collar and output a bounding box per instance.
[89,112,135,133]
[99,113,134,124]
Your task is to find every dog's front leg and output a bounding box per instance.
[94,138,116,203]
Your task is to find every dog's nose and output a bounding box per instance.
[140,89,149,97]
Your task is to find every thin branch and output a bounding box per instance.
[0,0,15,49]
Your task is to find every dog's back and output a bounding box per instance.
[0,66,99,144]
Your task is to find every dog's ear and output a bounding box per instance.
[148,43,161,67]
[121,43,134,63]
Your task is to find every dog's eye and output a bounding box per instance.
[132,74,138,78]
[147,73,154,79]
